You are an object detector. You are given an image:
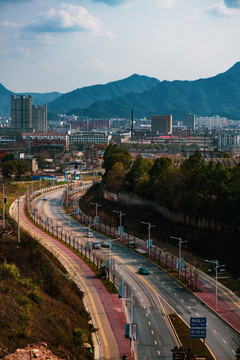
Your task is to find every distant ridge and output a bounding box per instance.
[1,62,240,119]
[68,62,240,120]
[47,74,160,115]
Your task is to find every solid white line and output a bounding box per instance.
[188,306,191,309]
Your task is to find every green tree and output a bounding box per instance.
[15,159,31,179]
[149,157,173,181]
[1,160,16,178]
[125,155,153,194]
[103,144,132,173]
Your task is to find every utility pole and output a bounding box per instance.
[113,210,125,242]
[90,202,101,224]
[141,221,155,258]
[205,259,225,311]
[171,236,187,279]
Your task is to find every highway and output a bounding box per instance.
[32,188,240,360]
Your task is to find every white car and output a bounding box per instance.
[42,196,47,201]
[87,231,93,238]
[102,241,110,248]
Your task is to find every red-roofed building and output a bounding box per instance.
[22,133,68,150]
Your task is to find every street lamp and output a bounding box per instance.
[141,221,155,258]
[113,210,125,242]
[170,236,187,279]
[205,259,225,311]
[108,238,120,281]
[90,202,101,224]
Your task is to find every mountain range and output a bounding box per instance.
[1,62,240,120]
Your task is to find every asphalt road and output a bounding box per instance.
[33,189,240,360]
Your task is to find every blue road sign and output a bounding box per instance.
[190,317,206,328]
[190,328,206,339]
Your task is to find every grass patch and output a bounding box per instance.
[169,313,214,360]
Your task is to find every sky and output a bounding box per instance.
[0,0,240,93]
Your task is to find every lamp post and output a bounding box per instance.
[2,184,5,228]
[108,238,120,281]
[141,221,155,258]
[171,236,187,279]
[205,259,225,311]
[113,210,125,242]
[90,202,101,224]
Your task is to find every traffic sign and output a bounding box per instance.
[190,317,206,328]
[190,328,206,339]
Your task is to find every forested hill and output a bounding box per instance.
[47,74,160,115]
[70,62,240,120]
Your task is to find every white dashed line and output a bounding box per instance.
[148,321,151,325]
[174,293,177,296]
[181,299,184,302]
[162,282,165,284]
[188,306,191,309]
[223,339,227,344]
[168,287,171,290]
[157,276,159,279]
[146,313,148,317]
[196,313,199,316]
[151,330,154,335]
[141,299,143,302]
[158,350,161,355]
[213,329,217,334]
[154,340,157,345]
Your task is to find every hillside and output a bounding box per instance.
[71,62,240,120]
[47,74,160,115]
[0,220,93,360]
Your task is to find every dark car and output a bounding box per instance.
[138,267,149,275]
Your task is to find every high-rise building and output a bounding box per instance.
[32,105,47,132]
[11,95,47,132]
[11,95,32,130]
[184,113,195,130]
[151,115,172,135]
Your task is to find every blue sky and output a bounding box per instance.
[0,0,240,93]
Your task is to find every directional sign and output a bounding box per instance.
[190,317,206,328]
[190,328,206,339]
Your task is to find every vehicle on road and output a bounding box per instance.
[87,231,93,238]
[93,241,101,249]
[42,196,47,201]
[102,241,110,248]
[138,267,149,275]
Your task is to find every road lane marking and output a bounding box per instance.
[151,330,154,335]
[158,350,160,355]
[196,313,199,316]
[146,313,148,317]
[213,329,217,334]
[181,299,184,302]
[154,340,157,345]
[223,339,227,344]
[148,321,151,325]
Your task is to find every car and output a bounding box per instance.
[102,241,110,248]
[42,196,47,201]
[138,267,149,275]
[87,232,93,238]
[93,241,101,249]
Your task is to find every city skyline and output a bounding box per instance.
[0,0,240,93]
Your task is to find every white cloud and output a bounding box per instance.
[25,3,102,34]
[207,1,240,16]
[2,47,31,57]
[94,59,108,69]
[0,20,19,28]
